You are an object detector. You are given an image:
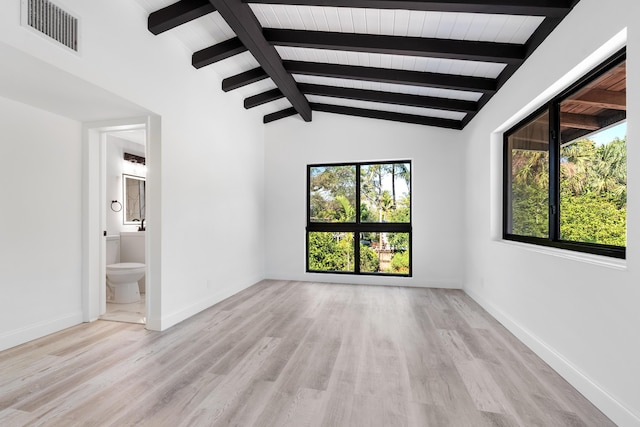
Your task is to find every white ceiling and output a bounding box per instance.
[276,46,507,78]
[293,74,483,101]
[306,95,467,120]
[251,4,544,43]
[134,0,548,124]
[110,129,147,146]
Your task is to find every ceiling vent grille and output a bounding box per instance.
[22,0,79,52]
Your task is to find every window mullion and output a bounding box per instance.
[503,134,513,236]
[354,165,361,273]
[548,102,561,241]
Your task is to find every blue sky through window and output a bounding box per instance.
[590,121,626,146]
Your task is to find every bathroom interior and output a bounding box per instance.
[102,129,147,324]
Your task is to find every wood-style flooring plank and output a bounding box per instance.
[0,280,615,427]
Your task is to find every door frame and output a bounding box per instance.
[81,115,162,330]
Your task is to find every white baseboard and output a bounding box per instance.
[465,288,640,427]
[159,277,264,331]
[0,311,83,352]
[265,272,461,289]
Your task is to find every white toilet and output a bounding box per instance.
[106,262,146,303]
[106,235,145,304]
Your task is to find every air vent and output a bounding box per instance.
[21,0,79,52]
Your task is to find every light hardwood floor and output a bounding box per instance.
[0,280,613,426]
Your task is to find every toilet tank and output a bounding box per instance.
[106,235,120,265]
[120,232,145,264]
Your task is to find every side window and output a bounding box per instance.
[504,50,626,258]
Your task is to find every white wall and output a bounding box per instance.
[2,0,637,423]
[0,96,83,349]
[0,0,266,346]
[462,0,640,425]
[264,112,464,288]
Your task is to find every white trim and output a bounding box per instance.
[82,116,162,331]
[0,311,82,352]
[496,240,627,270]
[266,273,462,289]
[466,288,640,427]
[160,276,264,330]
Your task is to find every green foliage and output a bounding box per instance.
[360,163,411,222]
[335,195,356,222]
[360,203,372,222]
[561,138,626,207]
[310,166,356,222]
[559,137,626,246]
[359,244,380,273]
[308,232,354,272]
[560,193,626,246]
[389,251,410,274]
[511,136,626,246]
[511,178,549,238]
[386,195,410,223]
[510,150,549,238]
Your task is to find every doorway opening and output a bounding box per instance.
[82,116,161,330]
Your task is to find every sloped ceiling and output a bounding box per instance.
[136,0,581,129]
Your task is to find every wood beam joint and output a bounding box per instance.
[209,0,311,121]
[264,107,297,123]
[192,37,247,68]
[148,0,216,35]
[245,88,284,109]
[222,67,269,92]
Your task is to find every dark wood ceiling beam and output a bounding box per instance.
[311,103,463,129]
[192,37,247,68]
[264,29,525,64]
[510,139,549,151]
[209,0,311,121]
[148,0,216,35]
[298,83,477,112]
[565,90,626,110]
[222,67,269,91]
[462,14,568,128]
[245,0,572,17]
[245,88,284,109]
[264,107,298,123]
[560,112,600,130]
[284,60,495,93]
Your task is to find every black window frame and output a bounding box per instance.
[306,160,413,276]
[503,48,626,259]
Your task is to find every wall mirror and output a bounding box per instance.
[123,174,145,224]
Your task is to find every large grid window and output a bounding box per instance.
[504,49,626,258]
[307,161,412,275]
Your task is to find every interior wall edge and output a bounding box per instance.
[0,311,83,353]
[465,288,640,427]
[158,275,266,331]
[264,274,462,290]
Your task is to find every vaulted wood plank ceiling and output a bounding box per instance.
[141,0,582,128]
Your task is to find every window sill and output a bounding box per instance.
[497,239,627,270]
